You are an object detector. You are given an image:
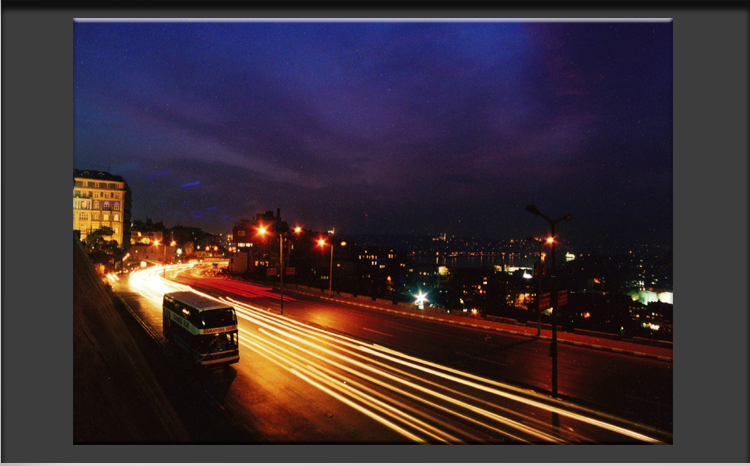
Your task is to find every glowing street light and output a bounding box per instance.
[154,239,177,277]
[258,222,301,314]
[414,291,428,310]
[525,205,572,401]
[318,237,345,296]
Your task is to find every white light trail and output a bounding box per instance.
[253,326,550,442]
[128,267,669,444]
[223,296,664,443]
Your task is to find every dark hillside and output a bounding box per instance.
[73,237,190,443]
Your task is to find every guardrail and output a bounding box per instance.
[247,277,672,351]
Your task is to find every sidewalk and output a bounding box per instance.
[281,284,673,363]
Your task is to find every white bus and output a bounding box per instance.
[162,291,240,366]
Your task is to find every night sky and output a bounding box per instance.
[74,20,672,251]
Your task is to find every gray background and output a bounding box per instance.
[2,5,747,463]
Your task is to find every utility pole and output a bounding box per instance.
[525,205,572,400]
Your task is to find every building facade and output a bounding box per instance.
[73,169,132,247]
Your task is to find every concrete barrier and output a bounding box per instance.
[376,298,394,305]
[356,295,374,302]
[486,315,520,325]
[633,336,673,349]
[572,328,620,341]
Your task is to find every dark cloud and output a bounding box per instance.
[74,20,672,250]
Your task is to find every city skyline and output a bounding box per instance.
[74,19,673,251]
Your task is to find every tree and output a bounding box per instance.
[84,227,124,266]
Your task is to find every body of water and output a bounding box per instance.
[412,253,532,270]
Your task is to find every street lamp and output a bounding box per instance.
[258,225,299,315]
[525,205,572,400]
[167,241,175,275]
[154,240,165,277]
[155,239,176,277]
[318,237,345,296]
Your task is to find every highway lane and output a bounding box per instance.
[175,268,673,432]
[112,264,672,444]
[115,266,404,443]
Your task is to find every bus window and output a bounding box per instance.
[200,308,236,328]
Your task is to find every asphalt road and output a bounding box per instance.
[113,264,672,444]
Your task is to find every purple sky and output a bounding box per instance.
[74,20,672,250]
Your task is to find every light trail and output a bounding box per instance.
[129,265,194,304]
[127,266,669,444]
[303,363,468,444]
[223,297,665,443]
[247,326,529,443]
[230,306,559,442]
[223,297,573,436]
[240,335,435,444]
[223,295,658,443]
[368,344,670,443]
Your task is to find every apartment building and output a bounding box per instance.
[73,169,132,247]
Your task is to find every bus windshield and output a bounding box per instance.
[200,308,236,329]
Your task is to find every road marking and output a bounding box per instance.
[362,328,393,337]
[455,352,507,366]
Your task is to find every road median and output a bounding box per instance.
[276,282,672,363]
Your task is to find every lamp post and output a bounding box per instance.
[525,205,572,400]
[154,240,165,277]
[259,225,302,315]
[526,236,545,336]
[156,240,176,277]
[318,238,345,296]
[279,232,284,314]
